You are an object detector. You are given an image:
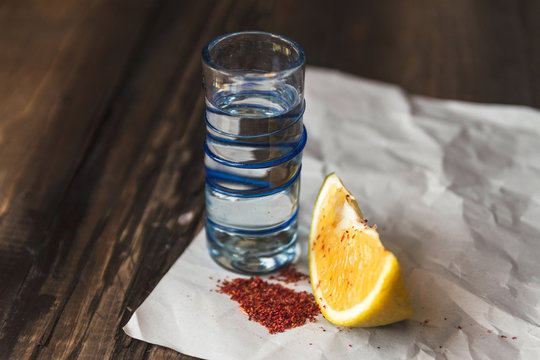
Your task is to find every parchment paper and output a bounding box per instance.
[124,67,540,359]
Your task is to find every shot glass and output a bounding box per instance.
[202,31,306,274]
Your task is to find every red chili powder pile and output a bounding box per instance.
[268,264,310,284]
[217,276,320,334]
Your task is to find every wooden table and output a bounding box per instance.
[1,1,538,359]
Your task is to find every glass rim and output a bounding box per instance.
[201,31,305,79]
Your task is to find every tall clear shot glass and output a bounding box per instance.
[202,31,306,274]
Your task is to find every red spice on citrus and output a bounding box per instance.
[217,277,320,334]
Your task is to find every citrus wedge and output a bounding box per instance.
[309,173,412,327]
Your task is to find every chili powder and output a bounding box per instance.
[217,277,320,334]
[268,264,310,284]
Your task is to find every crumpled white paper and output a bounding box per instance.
[124,67,540,359]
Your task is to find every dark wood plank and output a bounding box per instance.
[519,0,540,107]
[269,0,538,107]
[0,0,218,358]
[0,0,157,354]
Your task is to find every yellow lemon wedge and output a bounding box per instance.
[309,173,413,327]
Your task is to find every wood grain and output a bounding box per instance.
[0,0,538,359]
[0,0,157,353]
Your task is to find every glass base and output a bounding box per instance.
[206,217,298,275]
